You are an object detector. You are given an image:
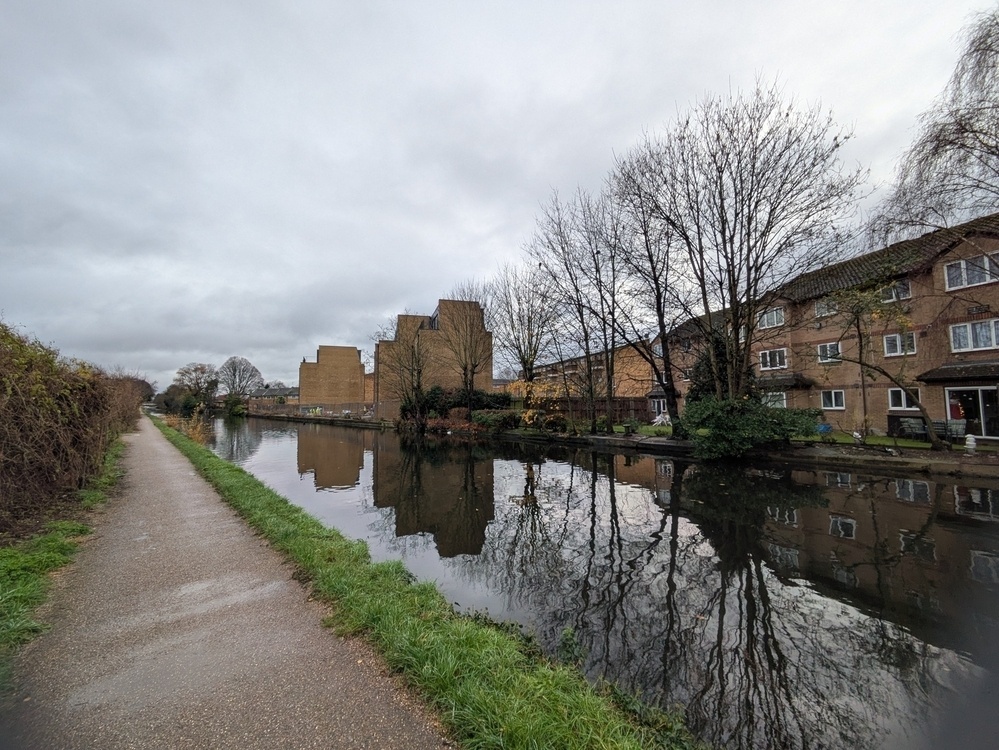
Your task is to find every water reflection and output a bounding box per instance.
[212,418,999,750]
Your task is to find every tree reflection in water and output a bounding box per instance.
[210,421,997,750]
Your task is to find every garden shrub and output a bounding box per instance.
[471,409,521,432]
[678,397,820,459]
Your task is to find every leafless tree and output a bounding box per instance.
[374,314,430,432]
[608,152,695,422]
[527,190,604,433]
[635,80,866,399]
[439,281,494,416]
[879,5,999,234]
[490,262,558,396]
[217,355,264,397]
[173,362,219,407]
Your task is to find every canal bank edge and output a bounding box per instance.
[245,412,999,482]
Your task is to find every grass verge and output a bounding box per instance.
[0,438,125,686]
[151,416,702,750]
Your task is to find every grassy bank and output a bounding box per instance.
[152,416,702,750]
[0,438,125,684]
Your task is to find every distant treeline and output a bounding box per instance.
[0,322,151,533]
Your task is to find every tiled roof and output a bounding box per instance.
[780,213,999,302]
[917,362,999,383]
[249,387,299,398]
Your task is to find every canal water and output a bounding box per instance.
[211,417,999,750]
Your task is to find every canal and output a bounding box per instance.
[211,417,999,750]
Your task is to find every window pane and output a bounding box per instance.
[946,262,964,288]
[972,320,993,348]
[896,279,911,299]
[953,324,970,350]
[968,256,988,285]
[890,389,902,408]
[885,335,899,355]
[904,332,915,353]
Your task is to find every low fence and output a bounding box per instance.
[542,397,652,424]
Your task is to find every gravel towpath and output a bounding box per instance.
[0,416,452,749]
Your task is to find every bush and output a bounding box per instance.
[0,322,145,531]
[471,409,521,432]
[678,397,820,459]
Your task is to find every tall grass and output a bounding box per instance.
[153,416,702,750]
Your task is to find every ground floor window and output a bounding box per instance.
[650,398,668,416]
[888,388,920,410]
[821,390,845,410]
[761,391,787,408]
[945,387,999,437]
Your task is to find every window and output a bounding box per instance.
[761,391,787,408]
[945,254,999,290]
[759,348,787,370]
[815,298,838,317]
[825,472,852,487]
[767,506,798,526]
[680,368,691,381]
[888,388,920,410]
[900,532,936,562]
[758,307,785,329]
[896,479,930,504]
[829,516,856,539]
[950,318,999,351]
[821,390,845,410]
[817,342,840,363]
[884,332,916,356]
[652,342,663,357]
[880,279,912,302]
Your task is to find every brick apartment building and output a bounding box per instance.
[667,212,999,437]
[374,299,493,420]
[529,213,999,436]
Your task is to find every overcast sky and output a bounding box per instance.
[1,0,994,390]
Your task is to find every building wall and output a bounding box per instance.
[374,300,493,420]
[719,231,999,434]
[299,345,366,407]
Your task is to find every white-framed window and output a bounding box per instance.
[817,342,841,363]
[815,298,838,317]
[829,516,856,539]
[945,254,999,290]
[896,479,931,504]
[825,472,852,487]
[759,348,787,370]
[767,506,798,526]
[758,307,785,329]
[761,391,787,408]
[652,342,663,357]
[680,368,691,381]
[888,388,920,410]
[951,318,999,351]
[884,332,916,356]
[880,279,912,302]
[821,390,845,410]
[760,391,787,409]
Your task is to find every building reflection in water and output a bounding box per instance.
[214,419,999,750]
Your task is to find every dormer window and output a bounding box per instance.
[815,299,838,317]
[881,279,911,302]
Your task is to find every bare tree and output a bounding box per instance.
[374,314,430,432]
[173,362,219,408]
[880,5,999,233]
[217,355,264,397]
[636,80,866,399]
[527,190,604,433]
[608,152,695,422]
[490,262,558,401]
[438,281,494,416]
